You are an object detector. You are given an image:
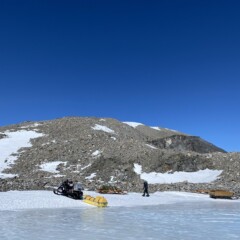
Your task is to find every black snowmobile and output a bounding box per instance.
[53,180,84,200]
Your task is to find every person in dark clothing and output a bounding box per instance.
[66,180,74,192]
[62,179,74,195]
[142,180,150,197]
[61,179,69,195]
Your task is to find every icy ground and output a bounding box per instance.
[1,191,240,240]
[0,190,240,211]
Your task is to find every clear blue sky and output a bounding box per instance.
[0,0,240,152]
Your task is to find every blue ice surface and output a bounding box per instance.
[1,201,240,240]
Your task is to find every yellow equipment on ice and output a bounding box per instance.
[83,195,108,207]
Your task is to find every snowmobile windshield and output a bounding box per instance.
[74,183,83,191]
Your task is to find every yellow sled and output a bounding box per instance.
[83,195,108,207]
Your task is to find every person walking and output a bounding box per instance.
[142,180,150,197]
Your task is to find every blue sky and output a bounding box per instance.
[0,0,240,152]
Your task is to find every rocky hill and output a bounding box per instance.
[0,117,239,196]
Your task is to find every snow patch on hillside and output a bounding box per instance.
[166,138,172,146]
[0,130,44,178]
[151,126,162,131]
[39,161,66,173]
[85,173,96,180]
[80,163,92,170]
[133,163,222,184]
[123,122,144,128]
[20,123,41,129]
[92,150,102,157]
[145,144,158,149]
[91,124,115,134]
[165,128,178,132]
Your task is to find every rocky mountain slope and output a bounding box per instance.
[0,117,239,196]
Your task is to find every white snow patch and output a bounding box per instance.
[20,123,41,129]
[0,173,16,179]
[92,150,102,157]
[165,128,178,132]
[80,164,92,170]
[39,161,66,173]
[52,174,65,178]
[42,140,56,146]
[109,176,116,183]
[133,163,223,184]
[123,122,144,128]
[145,144,158,149]
[45,174,66,178]
[85,173,96,180]
[91,124,115,134]
[166,139,172,145]
[111,137,117,140]
[0,130,44,178]
[134,163,142,174]
[109,176,114,182]
[99,119,106,121]
[151,126,162,131]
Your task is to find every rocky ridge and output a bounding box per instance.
[0,117,239,196]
